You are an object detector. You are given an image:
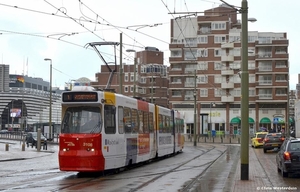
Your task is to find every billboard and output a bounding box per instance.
[10,108,22,118]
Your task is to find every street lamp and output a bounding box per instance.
[44,58,52,139]
[126,49,137,97]
[287,81,290,137]
[11,100,14,130]
[209,102,216,133]
[193,70,197,146]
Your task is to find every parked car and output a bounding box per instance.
[263,133,285,153]
[0,129,9,134]
[276,137,300,177]
[25,132,47,148]
[251,132,268,148]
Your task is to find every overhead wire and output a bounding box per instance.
[0,1,172,64]
[77,0,170,64]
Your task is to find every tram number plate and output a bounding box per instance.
[83,143,93,147]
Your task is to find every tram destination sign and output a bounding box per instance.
[62,92,98,102]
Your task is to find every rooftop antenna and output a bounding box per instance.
[85,42,120,90]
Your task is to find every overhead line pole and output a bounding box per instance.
[193,69,197,146]
[240,0,249,180]
[120,33,123,94]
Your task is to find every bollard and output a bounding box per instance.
[22,143,25,151]
[230,137,231,143]
[238,137,240,144]
[204,137,206,143]
[213,137,214,143]
[5,143,9,151]
[221,136,223,143]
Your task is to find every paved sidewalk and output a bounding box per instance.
[0,139,56,161]
[231,146,272,192]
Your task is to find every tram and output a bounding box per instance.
[58,86,184,172]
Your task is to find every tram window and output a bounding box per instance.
[104,105,116,134]
[124,107,132,133]
[131,109,138,133]
[138,110,143,133]
[158,114,163,133]
[149,112,154,133]
[61,107,102,134]
[166,116,170,133]
[142,111,149,133]
[118,106,124,134]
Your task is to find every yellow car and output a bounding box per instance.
[251,132,268,148]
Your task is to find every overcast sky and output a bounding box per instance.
[0,0,299,90]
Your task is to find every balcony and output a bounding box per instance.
[221,69,234,75]
[256,94,273,100]
[221,55,234,62]
[221,95,234,102]
[184,95,194,101]
[221,42,234,49]
[221,82,234,89]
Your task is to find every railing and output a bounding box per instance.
[0,131,60,144]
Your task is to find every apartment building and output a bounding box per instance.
[168,4,289,135]
[91,47,169,107]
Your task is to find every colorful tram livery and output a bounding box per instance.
[59,86,185,172]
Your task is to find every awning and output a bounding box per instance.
[260,117,271,124]
[230,117,241,124]
[249,117,255,124]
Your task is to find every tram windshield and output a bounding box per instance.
[61,106,102,134]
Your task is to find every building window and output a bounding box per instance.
[124,86,128,92]
[171,64,181,71]
[140,77,146,84]
[130,73,134,82]
[214,62,222,70]
[214,48,223,57]
[171,77,181,84]
[150,88,156,94]
[249,89,255,96]
[275,61,287,68]
[185,38,197,47]
[230,89,241,97]
[248,61,255,70]
[197,75,207,83]
[197,49,208,57]
[200,89,208,97]
[275,88,286,95]
[171,50,182,57]
[197,36,208,44]
[172,90,181,97]
[249,74,255,83]
[214,35,226,43]
[124,74,128,82]
[184,49,197,60]
[211,22,226,30]
[229,35,240,43]
[230,48,240,56]
[214,76,222,83]
[275,75,286,82]
[197,62,208,70]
